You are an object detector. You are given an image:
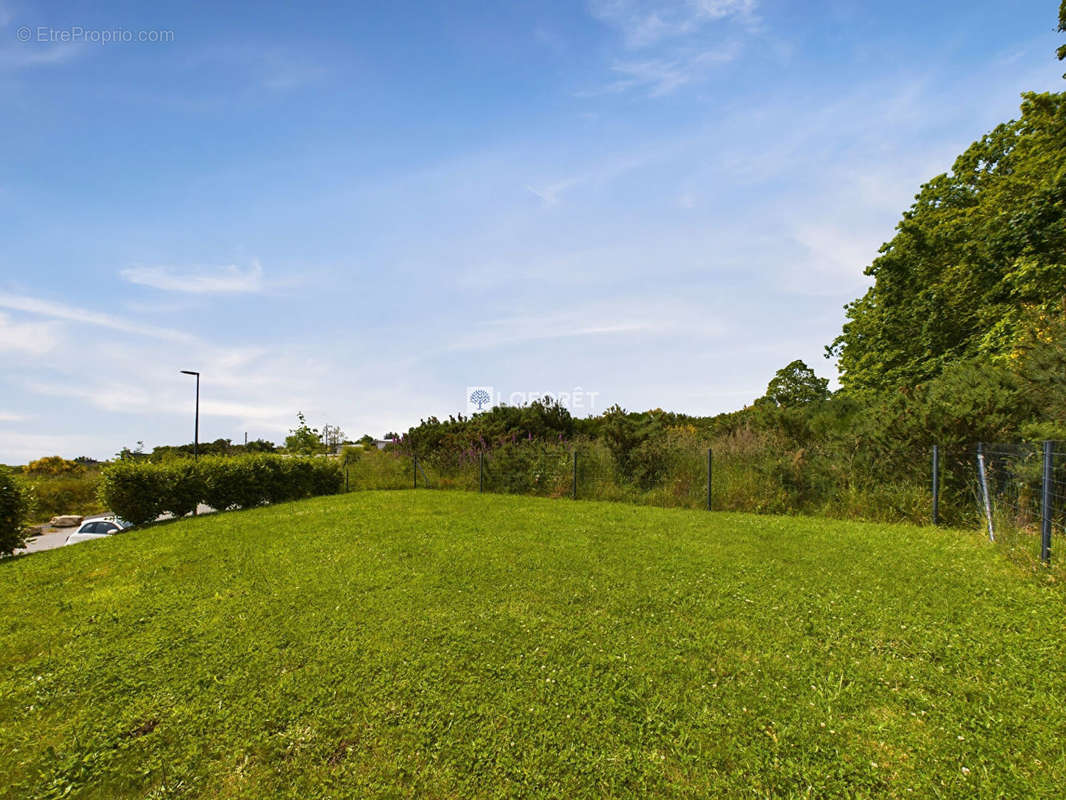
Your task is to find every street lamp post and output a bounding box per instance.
[180,370,200,460]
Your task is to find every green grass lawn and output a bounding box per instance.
[1,491,1064,799]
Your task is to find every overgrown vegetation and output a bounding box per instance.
[1,491,1064,798]
[10,412,351,522]
[387,41,1066,532]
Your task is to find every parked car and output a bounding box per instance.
[65,515,133,545]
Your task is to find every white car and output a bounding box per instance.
[65,515,133,545]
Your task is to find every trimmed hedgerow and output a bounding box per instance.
[99,455,342,525]
[161,460,205,519]
[0,469,32,556]
[97,461,168,526]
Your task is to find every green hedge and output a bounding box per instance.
[0,469,32,556]
[99,455,342,526]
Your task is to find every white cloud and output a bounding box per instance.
[525,177,582,206]
[120,260,265,294]
[0,44,84,70]
[590,0,757,47]
[583,0,752,96]
[444,299,728,352]
[448,318,655,352]
[0,9,85,73]
[602,42,742,95]
[0,432,108,464]
[0,293,195,342]
[182,44,327,93]
[0,410,26,423]
[523,150,660,207]
[26,381,156,415]
[26,379,294,424]
[0,311,59,354]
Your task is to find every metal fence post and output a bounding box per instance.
[413,455,418,489]
[977,442,995,542]
[572,450,578,500]
[479,451,484,494]
[932,444,939,525]
[706,448,713,511]
[344,454,350,493]
[1041,440,1053,564]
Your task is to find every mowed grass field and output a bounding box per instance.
[1,492,1064,799]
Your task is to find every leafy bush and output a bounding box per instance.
[25,456,84,476]
[160,461,205,518]
[199,456,243,511]
[99,455,342,525]
[30,472,104,519]
[0,469,32,556]
[97,461,168,526]
[307,457,344,497]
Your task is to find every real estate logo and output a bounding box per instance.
[466,386,494,414]
[465,385,600,416]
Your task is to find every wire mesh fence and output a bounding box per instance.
[339,439,1064,569]
[341,439,963,518]
[975,442,1065,568]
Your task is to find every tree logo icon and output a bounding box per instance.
[466,386,494,414]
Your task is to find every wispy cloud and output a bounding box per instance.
[120,260,265,294]
[0,432,110,463]
[0,8,86,71]
[524,177,582,206]
[27,379,294,422]
[590,0,758,48]
[601,42,742,95]
[583,1,753,96]
[524,150,657,207]
[0,41,84,70]
[444,300,728,352]
[0,293,195,342]
[0,410,27,423]
[182,45,327,93]
[0,311,59,354]
[448,317,656,352]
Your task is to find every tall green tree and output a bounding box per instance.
[828,90,1066,396]
[1058,0,1066,65]
[285,412,323,456]
[764,360,830,407]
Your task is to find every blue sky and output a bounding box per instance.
[0,0,1063,462]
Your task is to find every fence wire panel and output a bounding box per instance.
[573,441,704,509]
[481,443,573,499]
[415,451,478,492]
[1050,446,1066,558]
[342,449,414,491]
[939,445,984,529]
[979,442,1065,567]
[340,439,1066,544]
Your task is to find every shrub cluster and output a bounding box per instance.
[98,455,342,526]
[0,469,32,556]
[31,472,104,519]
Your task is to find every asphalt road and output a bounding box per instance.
[16,504,216,555]
[20,529,70,554]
